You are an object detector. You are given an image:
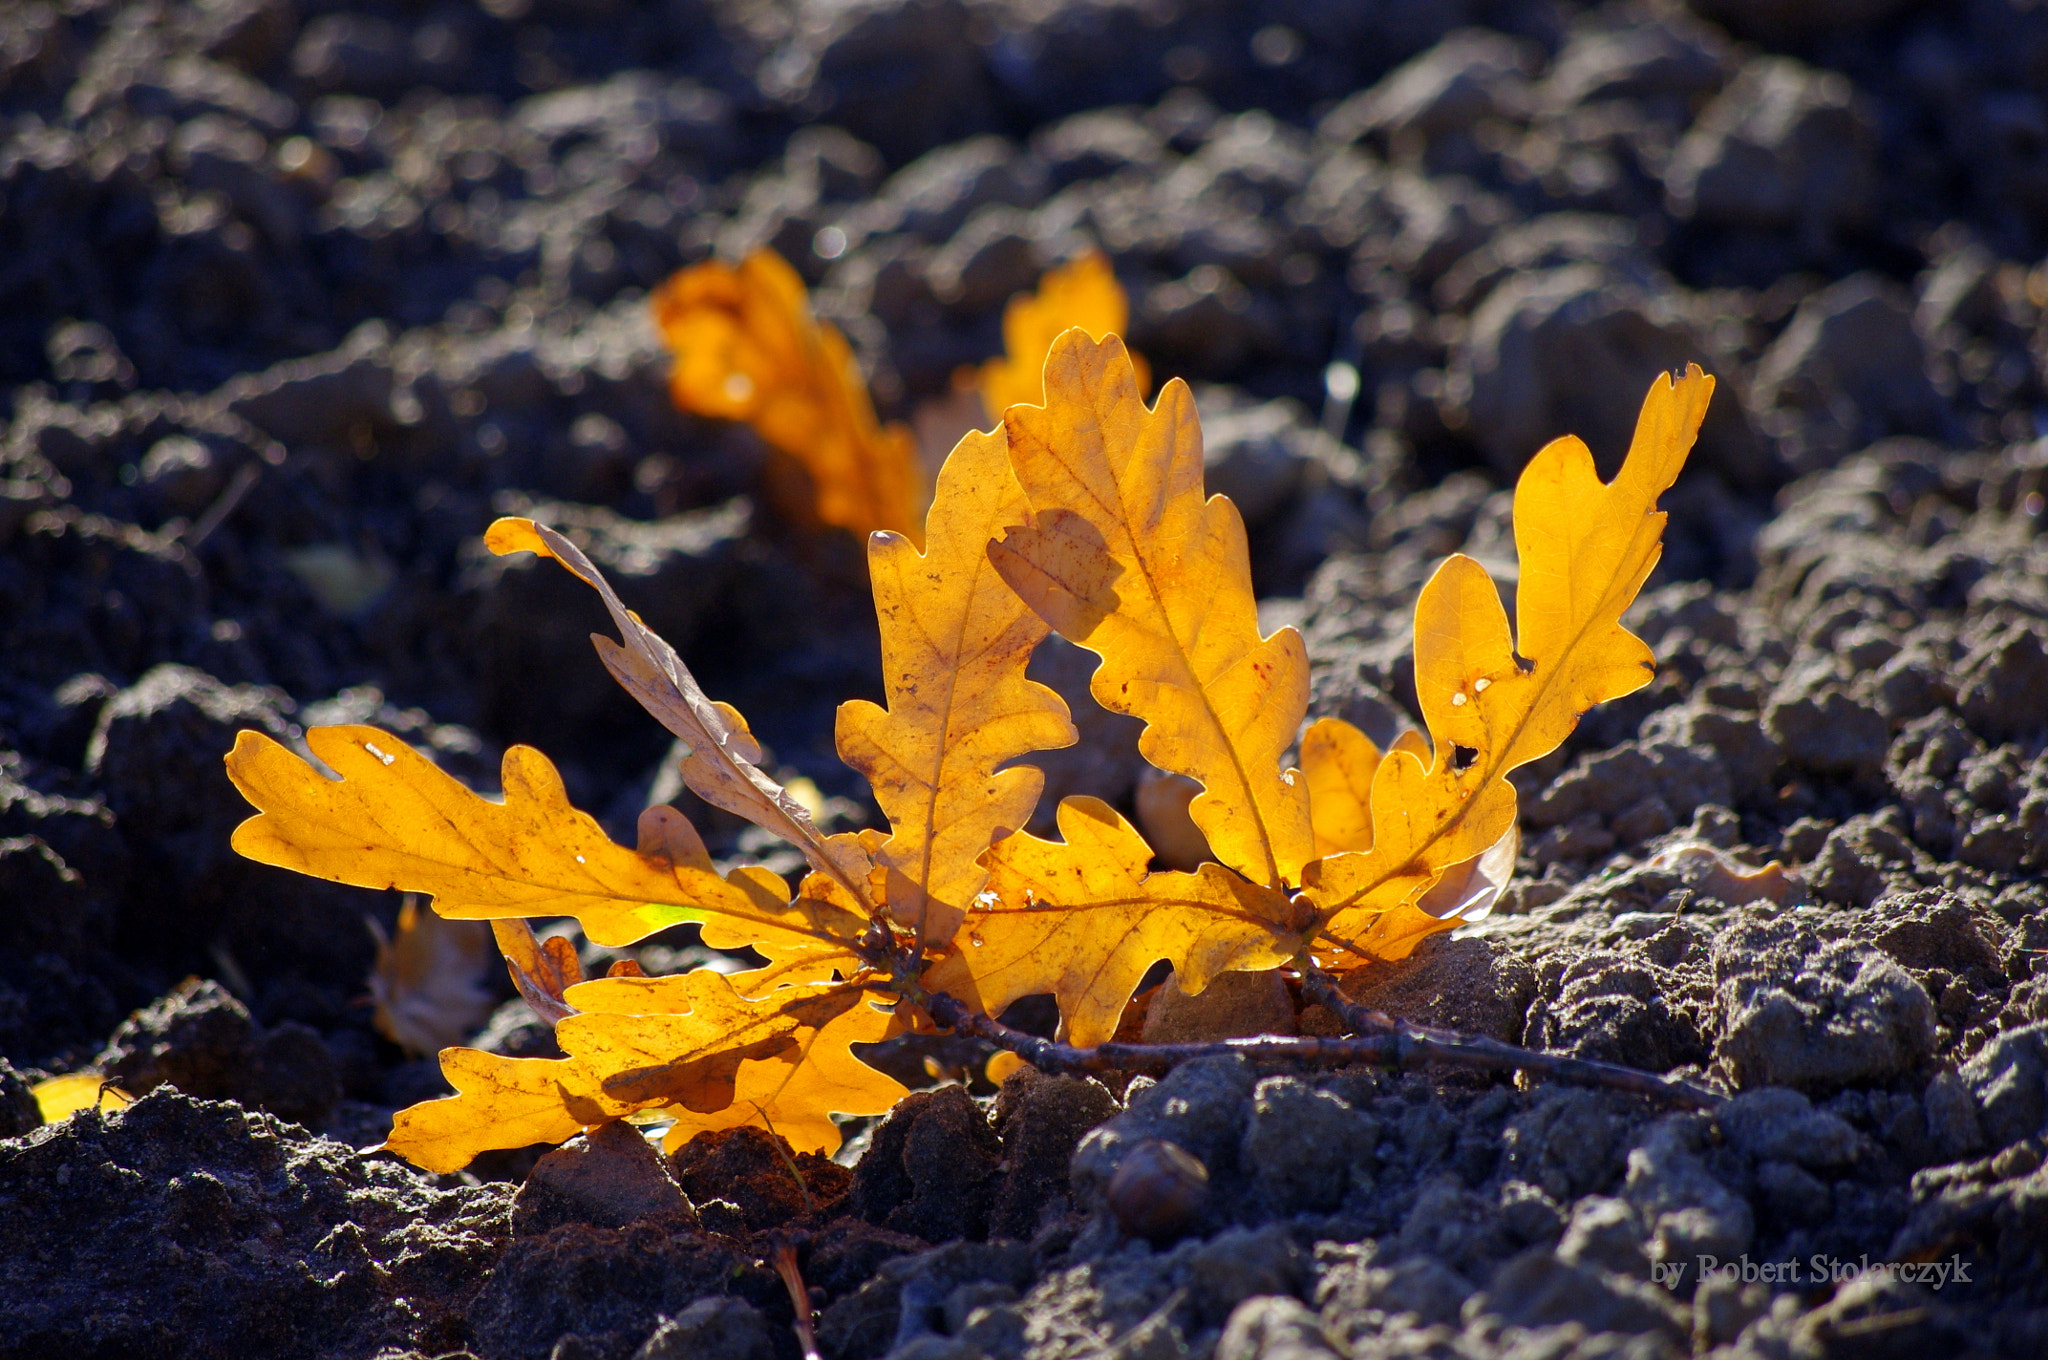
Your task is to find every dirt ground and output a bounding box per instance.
[4,1,2048,1357]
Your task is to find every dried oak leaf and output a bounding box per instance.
[989,329,1315,888]
[385,970,905,1171]
[834,424,1077,947]
[975,251,1150,418]
[652,248,925,543]
[484,515,873,905]
[368,897,497,1056]
[925,796,1299,1046]
[489,918,584,1026]
[225,725,854,956]
[1302,365,1712,959]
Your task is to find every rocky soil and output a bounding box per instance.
[5,0,2048,1357]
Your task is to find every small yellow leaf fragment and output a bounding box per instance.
[32,1072,132,1123]
[651,248,926,543]
[984,1050,1028,1085]
[976,252,1150,418]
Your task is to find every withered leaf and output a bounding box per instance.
[485,516,874,905]
[368,898,498,1055]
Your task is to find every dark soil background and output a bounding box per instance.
[5,0,2048,1357]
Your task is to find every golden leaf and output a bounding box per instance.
[926,796,1301,1046]
[1302,366,1712,949]
[383,1048,631,1174]
[1301,718,1396,858]
[383,969,905,1171]
[835,425,1078,946]
[989,330,1314,888]
[31,1072,132,1123]
[652,248,925,542]
[977,252,1150,418]
[225,725,843,951]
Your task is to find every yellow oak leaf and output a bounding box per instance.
[1302,718,1401,857]
[652,248,925,543]
[650,973,908,1155]
[384,969,905,1171]
[384,1047,634,1174]
[1299,720,1512,963]
[835,424,1078,947]
[224,725,845,951]
[1302,366,1712,949]
[925,796,1301,1046]
[976,252,1150,417]
[989,330,1314,888]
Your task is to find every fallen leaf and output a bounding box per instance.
[368,897,498,1056]
[489,918,583,1026]
[652,248,925,542]
[31,1072,132,1123]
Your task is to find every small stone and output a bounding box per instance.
[1105,1139,1209,1244]
[1216,1295,1338,1360]
[1187,1224,1309,1327]
[634,1297,775,1360]
[1241,1077,1377,1213]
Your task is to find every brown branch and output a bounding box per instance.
[907,977,1722,1111]
[1295,963,1724,1108]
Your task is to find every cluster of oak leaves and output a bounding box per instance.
[219,250,1715,1175]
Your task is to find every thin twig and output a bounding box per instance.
[770,1239,825,1360]
[1295,963,1723,1108]
[905,978,1721,1110]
